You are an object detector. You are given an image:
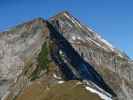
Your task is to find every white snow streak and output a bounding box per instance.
[53,74,62,80]
[72,36,76,40]
[58,81,64,84]
[85,86,112,100]
[96,35,114,51]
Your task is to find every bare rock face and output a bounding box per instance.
[49,11,133,100]
[0,11,133,100]
[0,18,49,99]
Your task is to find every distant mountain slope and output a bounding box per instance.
[0,11,132,100]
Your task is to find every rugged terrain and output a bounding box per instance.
[0,11,133,100]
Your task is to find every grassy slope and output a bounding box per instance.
[15,80,102,100]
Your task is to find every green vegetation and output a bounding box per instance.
[38,42,50,70]
[30,42,51,81]
[30,66,40,81]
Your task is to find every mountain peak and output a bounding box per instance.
[1,12,133,100]
[49,11,72,20]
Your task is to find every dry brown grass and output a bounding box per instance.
[15,80,102,100]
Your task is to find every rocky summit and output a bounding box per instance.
[0,11,133,100]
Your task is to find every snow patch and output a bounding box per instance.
[72,36,76,40]
[53,74,62,80]
[86,37,102,47]
[64,13,83,29]
[86,27,95,34]
[97,35,114,51]
[85,86,112,100]
[59,50,63,55]
[64,12,114,51]
[58,81,64,84]
[77,36,81,40]
[64,13,76,25]
[85,35,115,52]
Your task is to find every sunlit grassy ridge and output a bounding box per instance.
[15,81,102,100]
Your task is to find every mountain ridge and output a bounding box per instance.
[0,11,132,100]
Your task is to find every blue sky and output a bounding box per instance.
[0,0,133,59]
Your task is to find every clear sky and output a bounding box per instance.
[0,0,133,59]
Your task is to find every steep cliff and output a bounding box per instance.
[49,11,133,100]
[0,11,132,100]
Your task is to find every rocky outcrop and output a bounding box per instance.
[0,11,132,100]
[0,18,49,99]
[49,11,133,100]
